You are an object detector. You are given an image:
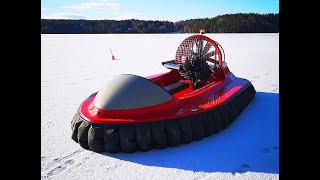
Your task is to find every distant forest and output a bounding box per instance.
[41,13,278,34]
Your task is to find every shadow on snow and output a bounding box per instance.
[102,92,279,174]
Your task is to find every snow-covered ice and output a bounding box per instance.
[41,33,279,180]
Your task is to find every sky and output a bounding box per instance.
[41,0,279,22]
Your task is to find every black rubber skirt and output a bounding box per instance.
[71,83,256,153]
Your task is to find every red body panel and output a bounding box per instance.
[79,65,251,124]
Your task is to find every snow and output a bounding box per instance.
[41,33,279,180]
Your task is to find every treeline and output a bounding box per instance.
[178,13,279,33]
[41,19,175,33]
[41,13,278,34]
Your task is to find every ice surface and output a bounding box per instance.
[41,33,279,180]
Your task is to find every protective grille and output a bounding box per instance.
[175,35,220,79]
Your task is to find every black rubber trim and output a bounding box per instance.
[164,81,189,94]
[71,83,256,153]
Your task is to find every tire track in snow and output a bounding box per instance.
[46,159,75,176]
[42,149,83,177]
[233,145,279,174]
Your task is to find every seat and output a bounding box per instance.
[164,81,189,94]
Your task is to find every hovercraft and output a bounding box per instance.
[71,30,256,153]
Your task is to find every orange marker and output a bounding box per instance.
[110,48,115,60]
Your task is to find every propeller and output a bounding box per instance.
[174,34,223,89]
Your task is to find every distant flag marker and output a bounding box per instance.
[110,48,116,60]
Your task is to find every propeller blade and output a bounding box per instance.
[202,42,212,54]
[203,51,215,60]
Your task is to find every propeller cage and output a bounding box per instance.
[175,35,224,83]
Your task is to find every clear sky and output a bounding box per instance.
[41,0,279,22]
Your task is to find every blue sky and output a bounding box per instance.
[41,0,279,21]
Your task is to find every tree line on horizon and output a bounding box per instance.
[41,13,278,34]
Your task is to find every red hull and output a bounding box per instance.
[79,69,251,124]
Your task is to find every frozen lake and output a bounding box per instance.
[41,33,279,180]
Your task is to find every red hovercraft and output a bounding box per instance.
[71,30,256,153]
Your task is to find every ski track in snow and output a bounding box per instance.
[41,33,279,180]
